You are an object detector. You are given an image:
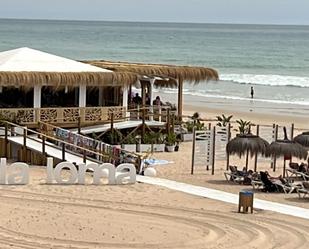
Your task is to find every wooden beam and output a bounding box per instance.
[177,79,183,120]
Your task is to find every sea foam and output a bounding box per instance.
[220,74,309,88]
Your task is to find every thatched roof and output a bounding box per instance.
[268,140,308,160]
[294,132,309,147]
[226,134,269,157]
[83,60,219,87]
[0,71,139,88]
[0,48,139,87]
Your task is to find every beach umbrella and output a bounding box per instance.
[226,133,269,171]
[294,132,309,147]
[268,127,308,177]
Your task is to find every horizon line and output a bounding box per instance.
[1,17,308,27]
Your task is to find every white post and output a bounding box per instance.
[122,86,128,108]
[98,87,104,106]
[79,85,87,107]
[122,86,130,120]
[149,78,155,121]
[33,85,41,108]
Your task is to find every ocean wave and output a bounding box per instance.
[182,92,309,106]
[220,74,309,88]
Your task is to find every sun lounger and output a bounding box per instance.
[251,179,264,189]
[296,182,309,198]
[224,165,245,184]
[259,171,295,194]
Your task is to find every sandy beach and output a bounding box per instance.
[0,101,309,248]
[0,166,308,249]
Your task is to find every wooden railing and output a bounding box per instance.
[0,121,142,172]
[128,105,177,122]
[0,106,126,126]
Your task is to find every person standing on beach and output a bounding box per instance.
[250,87,254,98]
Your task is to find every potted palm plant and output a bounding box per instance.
[165,133,177,152]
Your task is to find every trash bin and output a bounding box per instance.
[238,190,254,213]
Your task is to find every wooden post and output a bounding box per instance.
[211,126,216,175]
[142,107,146,142]
[166,108,170,135]
[42,136,46,164]
[283,159,286,178]
[273,125,278,172]
[226,123,231,170]
[110,113,114,145]
[177,79,183,121]
[245,149,249,171]
[62,143,65,161]
[141,81,146,107]
[78,116,81,134]
[23,128,27,162]
[191,128,196,175]
[290,123,294,165]
[171,114,175,134]
[254,125,259,172]
[4,123,8,158]
[99,142,102,162]
[83,150,86,163]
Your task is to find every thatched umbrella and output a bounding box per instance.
[226,133,269,171]
[294,132,309,147]
[268,127,308,177]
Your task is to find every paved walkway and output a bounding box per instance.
[137,175,309,220]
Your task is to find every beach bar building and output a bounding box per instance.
[0,47,139,127]
[0,47,218,128]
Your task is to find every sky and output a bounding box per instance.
[0,0,309,25]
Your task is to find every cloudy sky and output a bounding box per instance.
[0,0,308,25]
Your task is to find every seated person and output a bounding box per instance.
[133,93,142,105]
[299,163,309,173]
[265,171,287,185]
[153,96,163,106]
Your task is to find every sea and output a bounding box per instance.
[1,18,309,107]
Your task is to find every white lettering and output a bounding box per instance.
[54,162,78,184]
[0,157,136,185]
[115,163,136,184]
[0,158,29,185]
[45,158,136,185]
